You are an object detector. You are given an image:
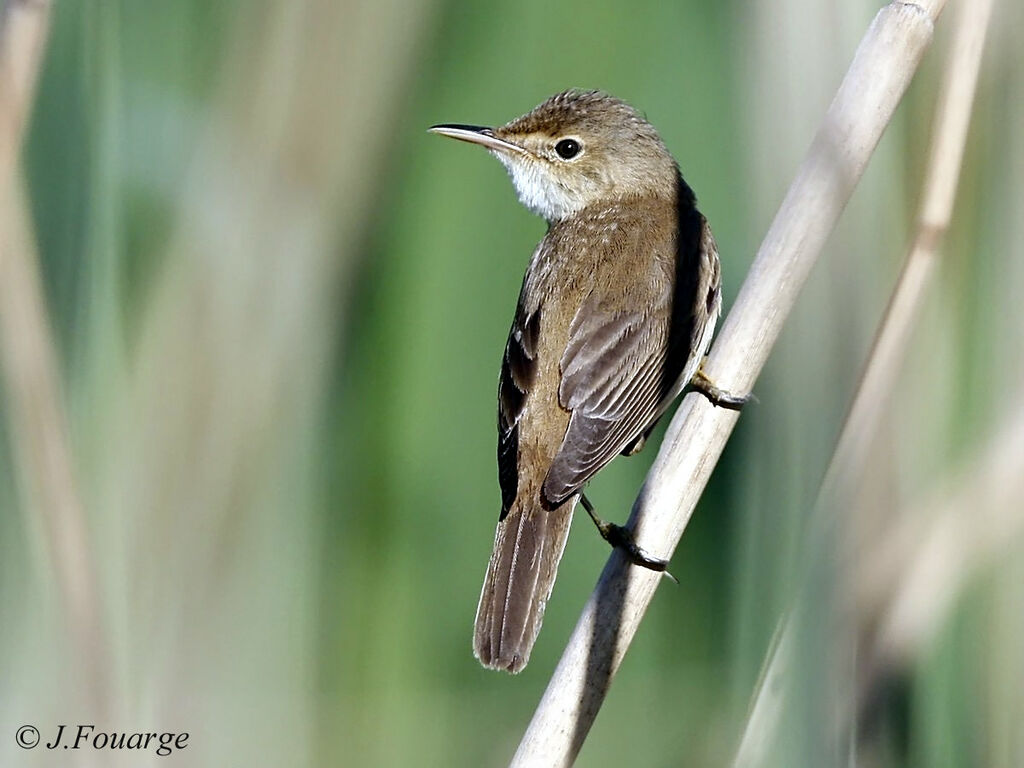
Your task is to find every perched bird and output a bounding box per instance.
[431,90,734,673]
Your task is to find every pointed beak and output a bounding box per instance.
[428,124,527,155]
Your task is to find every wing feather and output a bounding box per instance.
[542,207,719,506]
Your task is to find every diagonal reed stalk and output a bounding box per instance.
[511,2,949,765]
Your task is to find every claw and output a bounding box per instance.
[580,494,677,583]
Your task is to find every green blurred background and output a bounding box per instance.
[2,0,1022,766]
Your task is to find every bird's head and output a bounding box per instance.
[430,90,677,222]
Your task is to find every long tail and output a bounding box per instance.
[473,499,575,673]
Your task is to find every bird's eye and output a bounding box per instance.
[554,138,581,160]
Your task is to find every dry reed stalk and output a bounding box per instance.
[511,2,948,766]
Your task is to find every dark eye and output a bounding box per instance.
[555,138,581,159]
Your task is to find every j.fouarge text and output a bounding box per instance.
[44,723,189,756]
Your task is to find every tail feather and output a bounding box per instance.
[473,499,575,673]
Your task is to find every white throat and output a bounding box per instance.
[493,152,584,222]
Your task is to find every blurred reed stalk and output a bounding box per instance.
[511,2,948,766]
[856,397,1024,708]
[90,1,436,764]
[0,0,111,719]
[4,0,436,763]
[846,0,994,732]
[822,0,994,517]
[733,0,994,763]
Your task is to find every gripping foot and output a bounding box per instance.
[580,494,678,583]
[690,362,754,411]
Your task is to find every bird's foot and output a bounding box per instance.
[690,362,755,411]
[580,494,678,583]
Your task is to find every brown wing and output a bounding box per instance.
[541,211,719,506]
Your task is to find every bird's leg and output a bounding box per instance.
[579,494,677,583]
[690,361,754,410]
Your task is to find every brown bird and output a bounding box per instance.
[431,90,738,673]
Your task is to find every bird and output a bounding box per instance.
[430,90,739,673]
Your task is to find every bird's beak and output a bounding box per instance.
[428,124,528,155]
